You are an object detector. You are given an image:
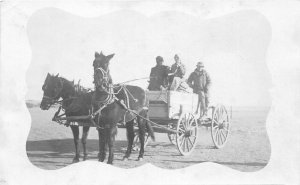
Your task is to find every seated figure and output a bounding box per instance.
[169,54,191,93]
[148,56,169,91]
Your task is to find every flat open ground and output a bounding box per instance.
[26,106,270,172]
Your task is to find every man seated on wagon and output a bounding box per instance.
[168,54,191,92]
[148,56,169,91]
[187,61,211,117]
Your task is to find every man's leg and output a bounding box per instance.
[170,77,181,90]
[204,92,209,114]
[195,93,201,115]
[199,91,206,117]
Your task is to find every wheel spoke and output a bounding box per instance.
[214,110,219,121]
[187,113,191,125]
[215,129,219,144]
[186,114,192,128]
[186,138,190,151]
[180,137,185,148]
[220,110,227,122]
[188,137,194,146]
[182,138,187,151]
[178,127,185,133]
[217,107,221,120]
[184,114,188,128]
[218,130,223,144]
[178,133,185,140]
[216,130,220,145]
[220,129,226,141]
[180,124,186,131]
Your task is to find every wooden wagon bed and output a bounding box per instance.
[147,90,199,121]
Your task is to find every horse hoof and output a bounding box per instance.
[83,156,88,161]
[137,157,143,161]
[122,157,128,161]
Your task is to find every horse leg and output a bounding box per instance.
[137,116,146,161]
[97,128,106,162]
[123,119,134,161]
[71,125,80,163]
[81,126,90,161]
[107,126,117,164]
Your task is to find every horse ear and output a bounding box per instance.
[107,53,115,61]
[95,52,100,57]
[56,73,59,77]
[100,51,103,55]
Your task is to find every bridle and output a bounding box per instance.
[94,67,111,94]
[41,78,64,108]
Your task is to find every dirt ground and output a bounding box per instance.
[26,106,270,172]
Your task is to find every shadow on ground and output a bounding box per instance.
[26,139,128,159]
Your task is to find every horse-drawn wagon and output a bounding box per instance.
[41,53,230,163]
[49,87,230,157]
[138,90,230,156]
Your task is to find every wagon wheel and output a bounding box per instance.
[211,105,230,149]
[132,131,150,151]
[167,123,176,145]
[176,112,198,156]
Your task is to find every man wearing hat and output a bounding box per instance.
[169,54,186,90]
[188,61,211,117]
[148,56,169,91]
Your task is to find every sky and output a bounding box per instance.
[26,8,272,107]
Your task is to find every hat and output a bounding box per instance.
[197,62,204,67]
[156,56,163,62]
[174,54,179,59]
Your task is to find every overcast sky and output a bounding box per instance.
[26,8,271,107]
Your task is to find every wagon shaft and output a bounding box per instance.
[152,126,178,134]
[54,115,92,121]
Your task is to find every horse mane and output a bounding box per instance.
[59,76,90,96]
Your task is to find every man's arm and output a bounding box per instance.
[187,72,194,88]
[205,71,211,92]
[180,64,186,77]
[149,67,154,77]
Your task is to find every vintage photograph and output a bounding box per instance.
[25,7,271,171]
[3,0,300,184]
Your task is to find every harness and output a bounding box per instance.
[92,67,141,128]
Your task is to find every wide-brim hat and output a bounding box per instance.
[197,62,204,67]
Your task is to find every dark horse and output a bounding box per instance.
[92,51,155,164]
[40,73,93,163]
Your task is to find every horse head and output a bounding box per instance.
[93,51,114,92]
[40,73,64,110]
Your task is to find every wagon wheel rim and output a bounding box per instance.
[167,123,177,145]
[133,132,150,151]
[211,105,230,149]
[176,112,198,156]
